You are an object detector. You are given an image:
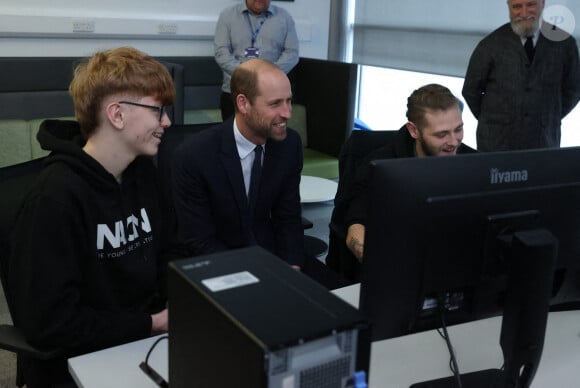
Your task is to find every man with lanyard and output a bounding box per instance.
[214,0,299,121]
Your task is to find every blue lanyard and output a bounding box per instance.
[246,12,269,48]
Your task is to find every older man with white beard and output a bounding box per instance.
[462,0,580,152]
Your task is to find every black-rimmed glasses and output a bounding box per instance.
[118,101,168,122]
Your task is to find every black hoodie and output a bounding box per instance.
[8,120,180,362]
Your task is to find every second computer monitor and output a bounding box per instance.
[360,147,580,385]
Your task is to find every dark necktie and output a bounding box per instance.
[248,145,263,211]
[524,37,535,63]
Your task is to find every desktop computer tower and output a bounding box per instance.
[168,246,369,388]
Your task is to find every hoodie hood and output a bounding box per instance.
[36,119,143,190]
[37,119,86,155]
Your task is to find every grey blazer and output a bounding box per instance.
[462,23,580,151]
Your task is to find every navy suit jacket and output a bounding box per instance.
[171,118,305,267]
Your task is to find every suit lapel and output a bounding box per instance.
[261,137,287,205]
[535,32,549,59]
[506,28,530,64]
[219,124,250,218]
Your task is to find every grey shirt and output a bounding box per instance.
[214,2,299,93]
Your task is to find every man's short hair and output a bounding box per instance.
[230,66,259,111]
[406,84,463,129]
[69,47,175,138]
[230,59,280,112]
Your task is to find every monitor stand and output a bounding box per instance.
[411,228,557,388]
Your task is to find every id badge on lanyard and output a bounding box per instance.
[245,13,269,59]
[245,47,260,58]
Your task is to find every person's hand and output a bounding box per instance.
[151,308,168,335]
[346,223,365,262]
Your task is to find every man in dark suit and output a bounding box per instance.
[171,58,305,268]
[462,0,580,151]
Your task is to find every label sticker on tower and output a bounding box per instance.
[202,271,260,292]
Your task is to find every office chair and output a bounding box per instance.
[156,122,214,195]
[0,157,62,387]
[158,61,185,125]
[325,129,399,284]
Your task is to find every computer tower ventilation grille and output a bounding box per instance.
[299,356,350,388]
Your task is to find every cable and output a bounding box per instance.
[139,335,169,388]
[438,295,463,388]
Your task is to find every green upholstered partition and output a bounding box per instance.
[184,109,222,125]
[0,121,31,168]
[0,57,183,168]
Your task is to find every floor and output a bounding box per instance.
[0,199,334,387]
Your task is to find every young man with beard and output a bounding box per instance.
[171,58,305,269]
[462,0,580,152]
[336,84,475,281]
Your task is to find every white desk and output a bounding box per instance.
[68,334,168,388]
[69,284,580,388]
[299,175,338,203]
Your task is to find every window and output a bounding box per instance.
[357,65,580,150]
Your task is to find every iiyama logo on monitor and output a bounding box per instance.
[490,168,529,184]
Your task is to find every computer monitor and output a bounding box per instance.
[359,147,580,387]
